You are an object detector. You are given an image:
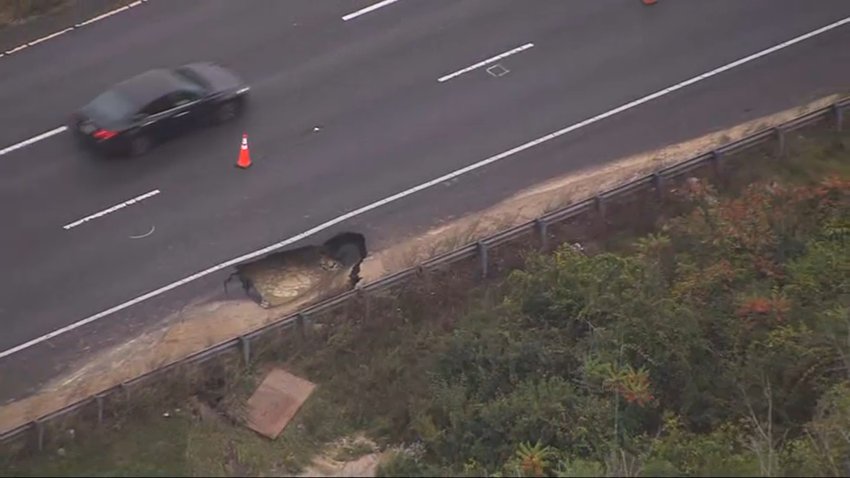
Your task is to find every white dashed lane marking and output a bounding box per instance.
[342,0,402,21]
[0,126,68,157]
[438,42,534,83]
[63,190,161,230]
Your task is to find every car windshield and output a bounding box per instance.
[83,89,138,125]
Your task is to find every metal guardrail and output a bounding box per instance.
[2,97,848,451]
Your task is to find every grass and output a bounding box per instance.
[2,121,847,476]
[8,412,189,477]
[332,439,377,462]
[0,0,68,26]
[0,0,136,28]
[1,380,355,476]
[724,125,850,189]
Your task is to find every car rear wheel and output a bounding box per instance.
[214,100,239,124]
[129,135,151,157]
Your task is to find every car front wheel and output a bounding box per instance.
[214,100,239,124]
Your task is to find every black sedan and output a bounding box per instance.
[71,62,250,156]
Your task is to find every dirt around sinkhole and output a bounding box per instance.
[225,232,367,308]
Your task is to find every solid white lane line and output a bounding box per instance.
[63,190,161,230]
[0,126,67,157]
[2,15,850,360]
[75,5,131,27]
[342,0,401,21]
[438,42,535,83]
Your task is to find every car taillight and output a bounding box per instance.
[93,129,117,140]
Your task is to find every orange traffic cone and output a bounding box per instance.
[236,133,252,169]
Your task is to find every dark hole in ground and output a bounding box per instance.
[223,232,368,307]
[198,376,227,407]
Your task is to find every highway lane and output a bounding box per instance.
[5,18,850,406]
[2,0,850,356]
[0,0,577,347]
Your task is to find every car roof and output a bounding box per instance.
[111,68,192,106]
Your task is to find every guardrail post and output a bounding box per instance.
[594,195,606,219]
[239,336,251,366]
[35,420,45,452]
[834,104,844,132]
[362,288,371,320]
[477,241,489,280]
[96,394,105,425]
[296,313,306,339]
[710,150,723,178]
[651,173,665,201]
[535,218,549,251]
[775,127,786,158]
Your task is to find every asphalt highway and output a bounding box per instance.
[2,0,850,366]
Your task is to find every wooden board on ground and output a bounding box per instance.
[245,367,316,439]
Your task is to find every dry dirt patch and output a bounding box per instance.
[299,434,383,478]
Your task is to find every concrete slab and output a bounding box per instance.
[245,367,316,440]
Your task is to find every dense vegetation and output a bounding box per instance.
[297,174,850,477]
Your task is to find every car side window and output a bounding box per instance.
[141,95,174,116]
[169,90,200,107]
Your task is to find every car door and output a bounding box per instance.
[165,89,203,133]
[136,95,175,142]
